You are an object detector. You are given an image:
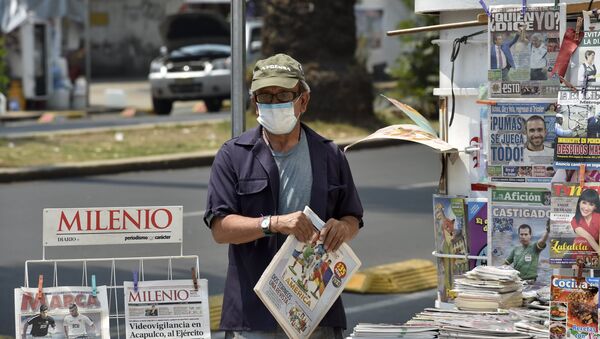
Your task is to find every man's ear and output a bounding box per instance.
[300,92,310,112]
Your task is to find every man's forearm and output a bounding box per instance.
[341,216,360,241]
[211,214,265,244]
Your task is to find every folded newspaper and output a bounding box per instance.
[254,206,361,339]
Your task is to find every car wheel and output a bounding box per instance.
[152,97,173,115]
[205,98,223,112]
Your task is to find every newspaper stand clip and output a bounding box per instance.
[522,0,527,15]
[478,0,491,17]
[133,271,139,293]
[91,274,97,297]
[574,259,585,284]
[558,74,578,92]
[37,274,44,300]
[575,17,583,42]
[579,164,587,187]
[192,267,198,291]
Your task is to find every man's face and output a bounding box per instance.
[40,310,48,319]
[495,35,504,46]
[519,228,532,246]
[547,41,559,52]
[69,307,79,317]
[526,119,546,148]
[532,36,542,48]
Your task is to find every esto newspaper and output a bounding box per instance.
[488,4,564,99]
[487,102,556,183]
[124,280,210,339]
[550,183,600,269]
[254,206,361,339]
[490,187,551,284]
[15,286,110,338]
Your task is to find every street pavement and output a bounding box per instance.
[0,143,441,337]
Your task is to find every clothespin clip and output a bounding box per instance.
[475,99,497,105]
[191,267,198,291]
[574,258,585,283]
[554,0,558,11]
[580,164,587,187]
[91,275,97,297]
[522,0,527,16]
[576,17,584,42]
[479,0,491,17]
[558,74,578,92]
[133,271,139,293]
[37,275,44,300]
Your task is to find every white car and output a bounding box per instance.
[149,12,262,115]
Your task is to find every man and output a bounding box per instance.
[588,111,600,138]
[555,113,575,137]
[523,115,554,163]
[22,304,55,338]
[529,33,548,80]
[204,53,363,339]
[504,223,549,282]
[63,304,96,338]
[490,31,520,79]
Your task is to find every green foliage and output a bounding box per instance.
[0,36,8,94]
[387,0,439,119]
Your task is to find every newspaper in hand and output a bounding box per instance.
[254,206,361,339]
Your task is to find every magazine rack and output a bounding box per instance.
[21,206,200,339]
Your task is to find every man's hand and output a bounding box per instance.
[272,211,316,243]
[319,218,351,252]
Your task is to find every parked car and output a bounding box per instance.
[149,12,262,115]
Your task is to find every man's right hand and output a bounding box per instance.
[271,211,316,243]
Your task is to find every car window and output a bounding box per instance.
[169,44,230,59]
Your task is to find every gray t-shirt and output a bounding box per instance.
[271,129,313,214]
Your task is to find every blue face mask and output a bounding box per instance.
[256,98,299,135]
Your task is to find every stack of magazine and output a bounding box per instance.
[453,266,523,311]
[345,323,438,339]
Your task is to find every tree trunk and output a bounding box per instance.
[262,0,374,124]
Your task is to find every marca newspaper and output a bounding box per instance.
[124,280,210,339]
[15,286,110,338]
[488,4,564,99]
[254,206,361,339]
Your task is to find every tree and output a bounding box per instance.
[387,0,439,119]
[261,0,375,125]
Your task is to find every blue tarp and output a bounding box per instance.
[0,0,85,33]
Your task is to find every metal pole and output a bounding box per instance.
[231,0,246,137]
[84,0,91,108]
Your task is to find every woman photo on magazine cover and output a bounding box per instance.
[571,188,600,254]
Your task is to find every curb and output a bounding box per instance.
[0,138,402,183]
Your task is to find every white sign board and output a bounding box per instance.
[124,280,211,339]
[43,206,183,246]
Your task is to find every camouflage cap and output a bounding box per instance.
[250,53,305,92]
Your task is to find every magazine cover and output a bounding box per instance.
[487,102,556,183]
[124,279,210,339]
[553,102,600,169]
[433,195,468,256]
[490,187,551,284]
[466,198,488,269]
[550,183,600,269]
[15,286,110,338]
[488,4,564,99]
[436,256,468,303]
[550,275,599,338]
[254,206,361,339]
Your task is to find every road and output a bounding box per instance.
[0,143,441,336]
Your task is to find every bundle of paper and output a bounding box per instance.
[346,323,438,339]
[438,325,533,338]
[209,294,223,330]
[345,259,437,294]
[452,266,524,311]
[464,266,522,282]
[513,321,547,339]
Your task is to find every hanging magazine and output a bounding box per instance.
[466,198,488,269]
[488,4,565,99]
[254,206,361,339]
[550,275,599,338]
[433,195,468,256]
[490,187,551,284]
[487,102,556,182]
[550,182,600,269]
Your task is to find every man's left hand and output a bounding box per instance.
[318,218,350,252]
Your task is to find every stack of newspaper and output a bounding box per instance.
[344,259,437,293]
[453,266,523,311]
[346,323,438,338]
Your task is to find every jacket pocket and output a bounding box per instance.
[236,178,268,195]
